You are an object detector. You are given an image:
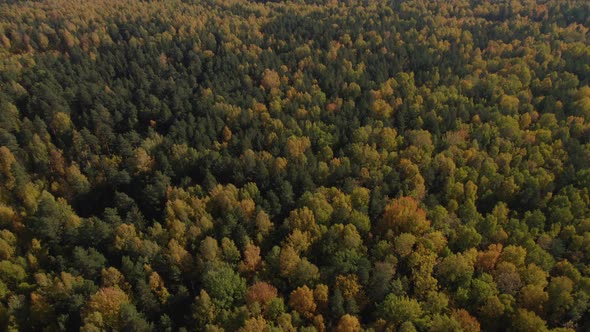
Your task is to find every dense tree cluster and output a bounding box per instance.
[0,0,589,330]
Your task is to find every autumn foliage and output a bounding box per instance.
[0,0,588,331]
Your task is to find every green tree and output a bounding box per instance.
[201,263,246,309]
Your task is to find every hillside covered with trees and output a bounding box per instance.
[0,0,590,330]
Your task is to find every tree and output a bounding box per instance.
[239,243,262,273]
[494,262,522,295]
[511,309,548,332]
[546,276,574,323]
[246,282,278,309]
[29,192,80,247]
[0,204,15,228]
[429,314,463,332]
[285,207,321,240]
[167,239,193,272]
[0,146,17,191]
[201,263,246,309]
[0,230,16,260]
[199,237,220,263]
[398,159,426,200]
[148,272,169,304]
[479,296,505,322]
[394,233,416,257]
[368,260,396,302]
[255,211,273,239]
[192,290,216,328]
[451,309,480,332]
[290,258,320,287]
[239,316,268,332]
[519,284,548,314]
[476,244,503,272]
[437,250,476,289]
[380,294,423,326]
[261,69,281,90]
[279,245,301,277]
[286,229,312,254]
[83,287,130,330]
[498,245,526,267]
[289,286,316,319]
[313,284,329,311]
[0,260,26,287]
[221,237,241,264]
[407,244,439,297]
[101,267,128,290]
[379,196,430,238]
[285,136,311,163]
[334,314,361,332]
[335,274,363,303]
[123,304,154,331]
[72,246,107,280]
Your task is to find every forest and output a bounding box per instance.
[0,0,589,331]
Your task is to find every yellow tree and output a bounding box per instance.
[379,196,430,238]
[335,314,361,332]
[289,285,316,318]
[82,287,129,330]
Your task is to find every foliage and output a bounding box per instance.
[0,0,589,330]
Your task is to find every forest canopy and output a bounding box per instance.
[0,0,590,331]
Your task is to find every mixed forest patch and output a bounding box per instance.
[0,0,590,331]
